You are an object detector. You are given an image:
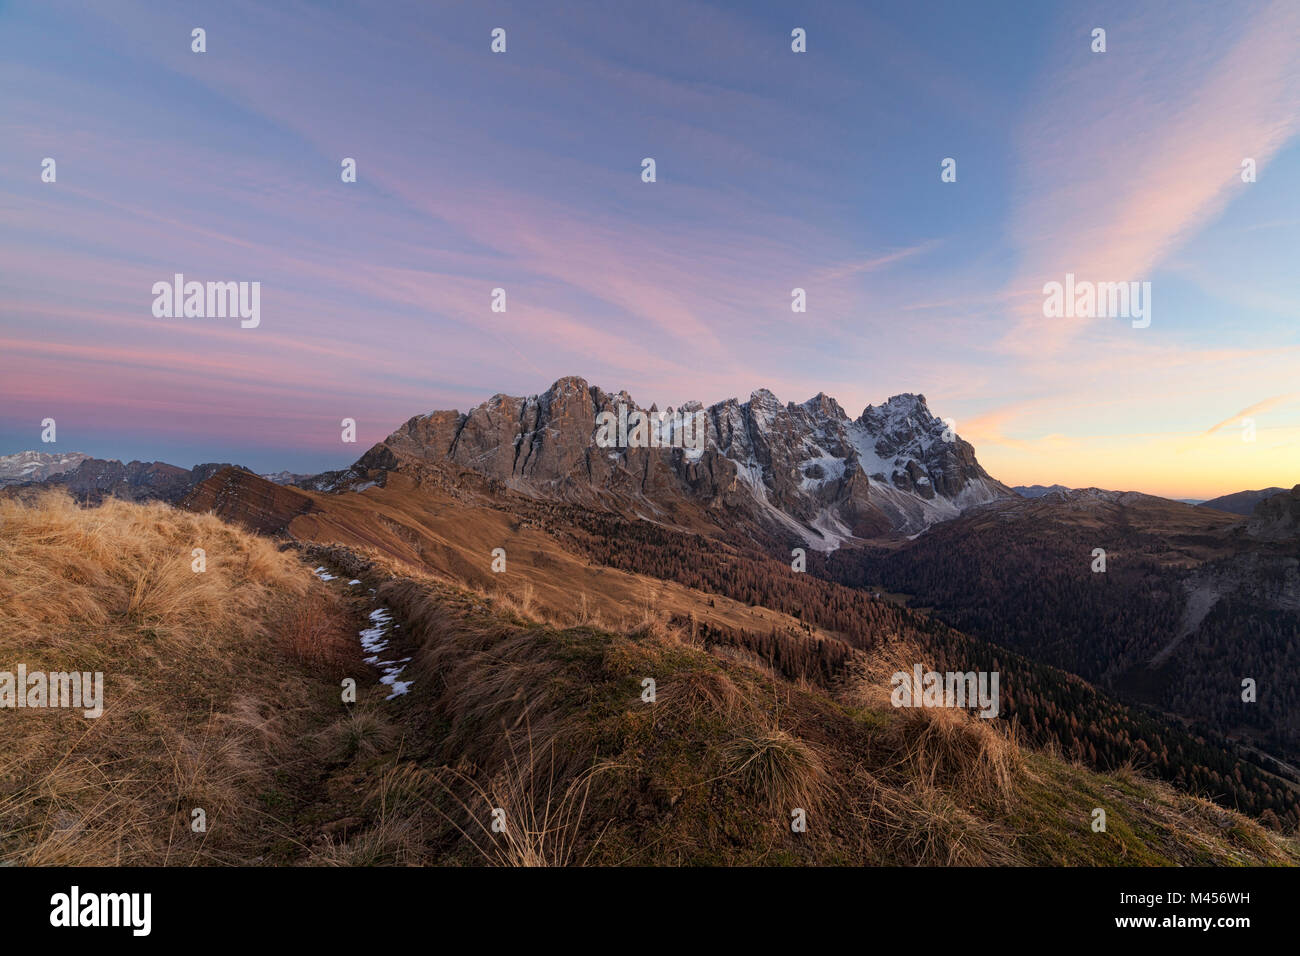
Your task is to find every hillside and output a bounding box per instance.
[307,546,1299,866]
[1200,487,1289,516]
[177,461,1300,830]
[822,487,1300,784]
[3,491,1296,866]
[0,493,362,864]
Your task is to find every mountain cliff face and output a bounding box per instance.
[1245,485,1300,541]
[310,375,1011,546]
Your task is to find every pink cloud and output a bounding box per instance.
[1000,0,1300,357]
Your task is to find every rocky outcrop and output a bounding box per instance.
[1246,485,1300,542]
[314,375,1013,546]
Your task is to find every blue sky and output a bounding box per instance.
[1,0,1297,496]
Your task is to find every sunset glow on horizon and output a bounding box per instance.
[2,0,1297,500]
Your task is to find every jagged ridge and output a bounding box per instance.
[310,375,1012,547]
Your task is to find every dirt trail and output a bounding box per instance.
[303,544,418,702]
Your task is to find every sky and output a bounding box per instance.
[1,0,1297,498]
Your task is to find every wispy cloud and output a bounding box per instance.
[1200,393,1300,437]
[999,0,1300,356]
[1,0,1297,490]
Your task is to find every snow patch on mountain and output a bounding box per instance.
[0,450,92,487]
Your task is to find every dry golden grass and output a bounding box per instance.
[279,600,358,675]
[721,725,830,815]
[5,501,1295,868]
[363,564,1298,866]
[662,668,746,721]
[422,732,612,867]
[309,763,434,866]
[316,709,398,763]
[878,705,1023,811]
[351,564,1029,865]
[860,774,1019,866]
[284,472,841,647]
[0,492,358,865]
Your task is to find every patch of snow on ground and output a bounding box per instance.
[312,566,336,582]
[358,607,413,699]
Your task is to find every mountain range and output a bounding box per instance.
[0,452,310,501]
[302,376,1010,545]
[11,380,1284,546]
[0,450,91,486]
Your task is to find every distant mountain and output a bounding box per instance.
[1015,484,1211,506]
[5,457,244,504]
[3,452,319,502]
[0,450,91,487]
[1199,487,1288,515]
[260,470,313,486]
[305,375,1013,545]
[1013,483,1071,498]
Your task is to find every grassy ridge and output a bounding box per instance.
[0,493,361,864]
[2,494,1296,866]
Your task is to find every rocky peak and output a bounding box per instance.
[327,375,1013,545]
[801,392,847,421]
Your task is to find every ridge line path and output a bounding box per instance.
[306,550,416,701]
